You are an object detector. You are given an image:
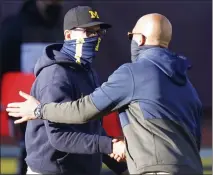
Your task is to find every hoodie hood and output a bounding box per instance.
[138,47,191,86]
[34,44,81,76]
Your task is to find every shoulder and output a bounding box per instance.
[115,63,137,76]
[107,63,134,82]
[116,63,132,73]
[36,64,75,90]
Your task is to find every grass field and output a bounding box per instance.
[0,157,211,174]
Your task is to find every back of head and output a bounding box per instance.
[131,13,191,86]
[133,13,172,47]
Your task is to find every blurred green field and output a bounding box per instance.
[0,156,211,174]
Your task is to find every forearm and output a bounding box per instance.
[40,65,133,124]
[41,95,107,124]
[49,130,112,154]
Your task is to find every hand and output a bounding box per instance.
[6,91,40,124]
[109,138,126,162]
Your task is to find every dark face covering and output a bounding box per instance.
[131,40,140,62]
[44,4,62,24]
[61,36,102,65]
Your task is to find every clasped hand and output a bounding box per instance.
[109,137,126,162]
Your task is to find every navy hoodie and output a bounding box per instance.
[36,46,203,174]
[91,46,202,150]
[25,44,115,174]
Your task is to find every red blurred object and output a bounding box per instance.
[0,111,9,136]
[103,112,123,137]
[1,72,35,136]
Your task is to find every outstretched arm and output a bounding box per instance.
[41,65,134,124]
[7,65,134,124]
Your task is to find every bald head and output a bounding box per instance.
[133,13,172,48]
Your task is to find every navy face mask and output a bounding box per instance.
[131,40,140,62]
[61,36,101,65]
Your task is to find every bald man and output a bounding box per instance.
[7,13,203,175]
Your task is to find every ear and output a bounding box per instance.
[138,35,146,46]
[64,30,71,40]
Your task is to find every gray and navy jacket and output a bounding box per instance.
[25,44,127,175]
[39,46,203,174]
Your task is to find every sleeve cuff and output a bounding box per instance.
[98,136,112,154]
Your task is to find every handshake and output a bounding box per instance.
[109,137,126,162]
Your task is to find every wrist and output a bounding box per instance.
[34,103,43,119]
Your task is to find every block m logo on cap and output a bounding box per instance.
[88,11,99,19]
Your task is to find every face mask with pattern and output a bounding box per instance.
[61,36,101,65]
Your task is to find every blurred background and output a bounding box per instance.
[0,0,212,174]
